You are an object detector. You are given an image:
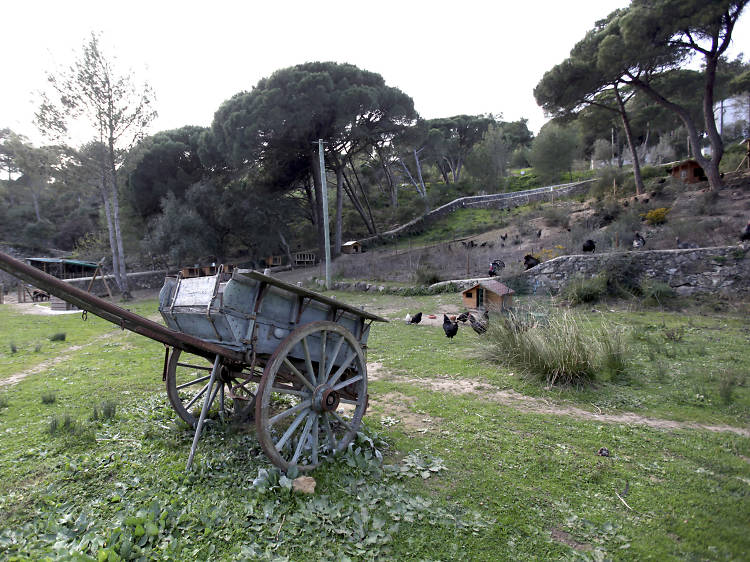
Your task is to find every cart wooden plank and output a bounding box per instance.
[233,270,388,323]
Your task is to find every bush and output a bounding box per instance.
[414,265,440,285]
[477,308,628,387]
[640,279,675,307]
[642,207,670,225]
[49,332,66,342]
[603,254,643,296]
[41,392,57,405]
[564,275,607,305]
[542,206,569,228]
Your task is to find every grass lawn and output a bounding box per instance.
[0,292,748,560]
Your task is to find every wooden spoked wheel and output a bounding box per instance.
[166,349,256,428]
[255,321,368,472]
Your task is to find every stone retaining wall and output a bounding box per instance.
[521,245,749,296]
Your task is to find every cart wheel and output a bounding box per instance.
[256,321,368,472]
[166,349,256,428]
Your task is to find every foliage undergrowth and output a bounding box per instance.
[478,308,628,387]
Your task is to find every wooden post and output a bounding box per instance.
[0,283,4,304]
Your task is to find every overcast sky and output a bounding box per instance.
[2,0,748,146]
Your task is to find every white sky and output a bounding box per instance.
[2,0,748,146]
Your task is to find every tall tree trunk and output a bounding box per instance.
[107,146,130,299]
[278,230,294,267]
[334,165,343,256]
[701,53,724,190]
[99,181,120,289]
[346,157,377,235]
[30,189,42,222]
[436,160,450,184]
[414,148,426,196]
[614,84,644,195]
[397,158,423,196]
[341,170,375,234]
[309,153,327,262]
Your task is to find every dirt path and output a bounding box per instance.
[1,330,120,388]
[368,363,750,438]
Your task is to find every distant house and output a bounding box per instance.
[669,159,706,184]
[341,241,362,254]
[461,280,515,311]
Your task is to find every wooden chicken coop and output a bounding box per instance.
[461,280,514,312]
[669,159,707,184]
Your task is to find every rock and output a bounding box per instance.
[292,475,316,494]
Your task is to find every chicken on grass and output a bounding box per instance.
[442,314,458,341]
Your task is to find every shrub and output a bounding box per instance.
[642,207,670,225]
[542,206,569,228]
[719,371,737,404]
[477,308,628,387]
[603,254,643,296]
[564,275,607,305]
[10,342,17,354]
[414,265,440,285]
[41,392,57,405]
[48,414,77,435]
[49,332,66,342]
[640,279,675,307]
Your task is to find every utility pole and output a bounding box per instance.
[318,139,331,290]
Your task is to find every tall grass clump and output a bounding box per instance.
[478,308,628,387]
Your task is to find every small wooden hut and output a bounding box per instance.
[341,240,362,254]
[461,280,515,311]
[669,159,706,184]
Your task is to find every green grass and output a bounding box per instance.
[0,292,748,560]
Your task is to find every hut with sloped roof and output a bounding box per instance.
[460,280,515,311]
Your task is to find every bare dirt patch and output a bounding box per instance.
[550,528,592,552]
[368,363,750,437]
[1,330,120,388]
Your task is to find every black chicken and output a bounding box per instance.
[582,240,596,253]
[741,221,750,241]
[523,254,541,270]
[409,312,423,324]
[468,313,487,335]
[442,314,458,341]
[456,312,469,323]
[632,231,646,249]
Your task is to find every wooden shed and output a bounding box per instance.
[669,159,706,184]
[341,241,362,254]
[461,280,515,311]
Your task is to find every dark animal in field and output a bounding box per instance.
[623,200,629,207]
[488,259,505,277]
[456,312,469,323]
[500,233,508,241]
[741,222,750,241]
[632,232,646,249]
[443,314,459,341]
[32,289,50,302]
[480,242,487,247]
[536,229,542,238]
[468,313,487,335]
[523,254,541,270]
[582,240,596,253]
[409,312,423,325]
